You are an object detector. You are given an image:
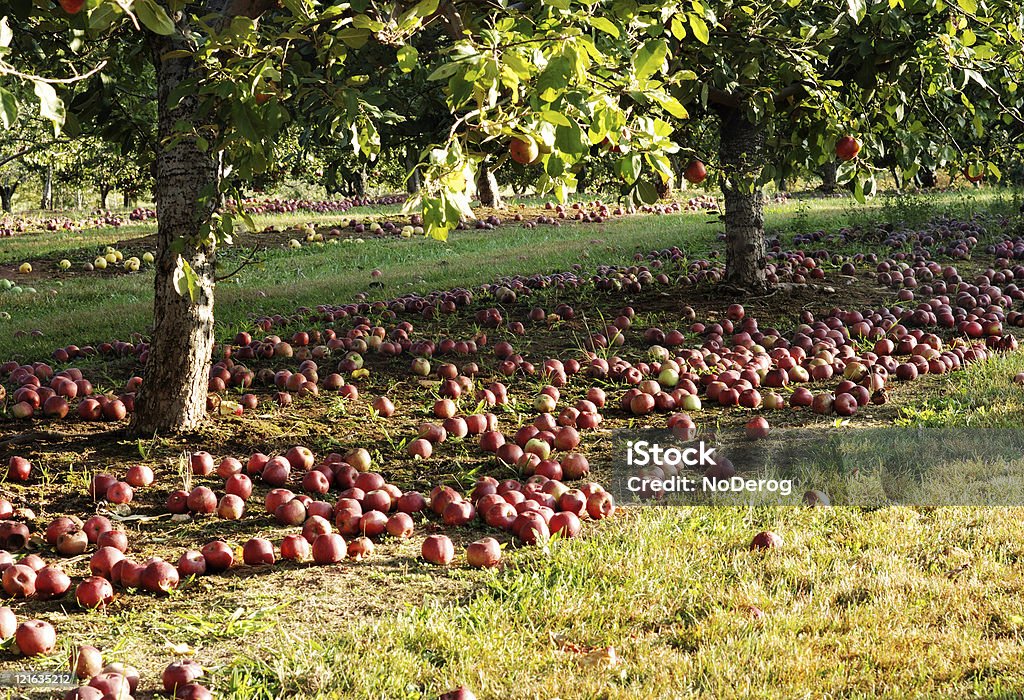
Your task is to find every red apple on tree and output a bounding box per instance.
[509,137,539,165]
[683,160,707,184]
[835,135,862,161]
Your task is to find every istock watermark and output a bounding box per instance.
[625,439,717,468]
[625,474,794,497]
[607,427,1024,507]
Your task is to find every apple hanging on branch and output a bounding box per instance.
[835,136,862,162]
[683,160,707,184]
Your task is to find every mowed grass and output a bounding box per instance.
[1,188,1012,362]
[3,189,1024,698]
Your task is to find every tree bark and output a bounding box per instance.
[404,144,421,194]
[476,162,502,208]
[575,164,588,195]
[718,108,768,290]
[915,168,936,189]
[40,167,52,210]
[356,166,367,197]
[819,161,838,193]
[890,166,903,192]
[99,184,111,210]
[130,21,219,435]
[0,183,15,213]
[123,190,132,208]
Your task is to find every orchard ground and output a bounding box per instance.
[2,188,1024,699]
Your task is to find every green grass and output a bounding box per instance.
[3,188,1024,699]
[2,188,1018,362]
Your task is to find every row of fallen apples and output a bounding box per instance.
[0,443,784,700]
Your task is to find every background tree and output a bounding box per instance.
[2,1,680,433]
[658,0,1024,289]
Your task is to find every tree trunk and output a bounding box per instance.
[40,167,52,210]
[0,183,15,213]
[819,161,838,193]
[130,22,219,436]
[404,144,421,194]
[476,162,502,208]
[575,164,588,195]
[123,190,131,208]
[99,184,111,210]
[718,107,768,290]
[890,166,903,192]
[356,166,367,197]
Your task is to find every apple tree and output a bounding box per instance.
[655,0,1024,289]
[0,1,687,433]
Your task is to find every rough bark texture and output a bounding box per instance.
[718,108,768,290]
[130,22,219,435]
[819,161,838,193]
[40,167,52,210]
[476,163,502,208]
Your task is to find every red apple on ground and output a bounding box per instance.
[162,660,203,694]
[750,530,783,550]
[141,560,179,594]
[242,538,275,565]
[75,576,114,609]
[35,566,71,599]
[177,550,207,577]
[0,607,15,639]
[465,537,501,568]
[96,529,128,552]
[72,644,104,679]
[421,534,455,565]
[125,465,154,487]
[312,533,347,564]
[281,534,311,561]
[2,564,36,597]
[15,619,56,656]
[201,541,234,572]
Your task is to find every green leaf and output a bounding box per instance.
[540,110,571,127]
[688,14,709,44]
[617,153,642,184]
[427,63,460,82]
[636,179,659,204]
[846,0,866,23]
[33,81,64,135]
[172,257,200,303]
[656,94,689,119]
[956,0,977,13]
[397,45,418,72]
[587,17,620,38]
[853,175,866,204]
[632,39,668,81]
[135,0,176,35]
[336,28,371,48]
[543,0,571,8]
[0,87,17,130]
[670,16,686,40]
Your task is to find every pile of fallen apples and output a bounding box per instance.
[0,437,615,698]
